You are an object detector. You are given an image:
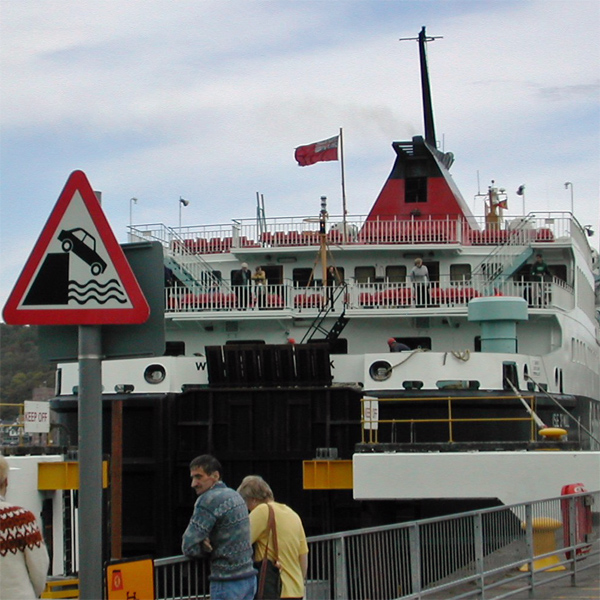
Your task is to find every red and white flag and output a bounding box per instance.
[295,135,339,166]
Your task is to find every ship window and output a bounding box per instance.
[552,264,567,284]
[401,337,431,350]
[369,360,392,381]
[386,265,407,282]
[524,364,535,391]
[199,271,221,287]
[293,268,314,287]
[502,362,519,390]
[355,266,375,283]
[144,364,166,384]
[450,264,471,281]
[164,341,185,356]
[405,177,427,203]
[263,265,283,285]
[474,336,481,352]
[331,267,345,282]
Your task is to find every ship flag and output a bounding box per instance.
[295,135,339,166]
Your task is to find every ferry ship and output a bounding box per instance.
[47,27,599,560]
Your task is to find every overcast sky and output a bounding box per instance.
[1,0,598,312]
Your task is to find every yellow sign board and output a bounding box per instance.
[106,557,154,600]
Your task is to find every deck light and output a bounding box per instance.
[564,182,573,214]
[179,197,189,231]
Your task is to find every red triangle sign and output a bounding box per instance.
[3,170,150,325]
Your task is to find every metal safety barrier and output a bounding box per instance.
[153,490,599,600]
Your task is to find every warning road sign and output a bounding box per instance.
[2,171,150,325]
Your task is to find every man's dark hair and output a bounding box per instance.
[190,454,222,475]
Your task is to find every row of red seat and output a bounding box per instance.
[470,228,554,244]
[168,287,493,310]
[294,293,325,308]
[430,287,481,302]
[172,226,555,254]
[358,222,456,244]
[359,288,413,306]
[359,287,482,306]
[173,236,261,254]
[168,292,284,310]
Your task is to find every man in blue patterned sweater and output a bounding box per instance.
[182,454,256,600]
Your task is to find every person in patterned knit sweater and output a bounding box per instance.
[182,454,256,600]
[0,455,49,599]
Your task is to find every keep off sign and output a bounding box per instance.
[23,401,50,433]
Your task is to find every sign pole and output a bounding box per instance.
[78,325,103,600]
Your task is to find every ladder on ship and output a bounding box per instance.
[300,285,350,344]
[299,195,350,345]
[164,229,228,293]
[472,215,536,292]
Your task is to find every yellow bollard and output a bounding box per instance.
[538,427,567,440]
[519,517,566,572]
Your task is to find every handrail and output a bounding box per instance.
[131,213,576,251]
[360,394,540,444]
[165,278,572,314]
[152,490,600,600]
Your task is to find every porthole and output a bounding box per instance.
[144,364,166,384]
[369,360,392,381]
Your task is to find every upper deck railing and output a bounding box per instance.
[166,276,573,314]
[130,212,579,254]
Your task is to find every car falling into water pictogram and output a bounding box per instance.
[58,227,107,275]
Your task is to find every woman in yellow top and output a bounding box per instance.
[251,266,267,308]
[237,475,308,599]
[251,266,267,285]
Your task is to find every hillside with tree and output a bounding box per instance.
[0,324,55,419]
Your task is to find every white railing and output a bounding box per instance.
[153,490,600,600]
[165,277,573,314]
[130,213,577,253]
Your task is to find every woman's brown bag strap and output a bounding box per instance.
[267,503,279,563]
[257,504,279,600]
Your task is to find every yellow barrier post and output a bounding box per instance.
[519,517,566,572]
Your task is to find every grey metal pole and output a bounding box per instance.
[339,127,347,243]
[78,325,103,600]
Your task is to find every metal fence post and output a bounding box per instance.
[409,523,422,598]
[524,503,535,594]
[568,494,577,586]
[474,513,484,599]
[333,536,348,600]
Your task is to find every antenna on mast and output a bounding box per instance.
[400,26,443,147]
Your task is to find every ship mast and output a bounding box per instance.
[401,26,443,147]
